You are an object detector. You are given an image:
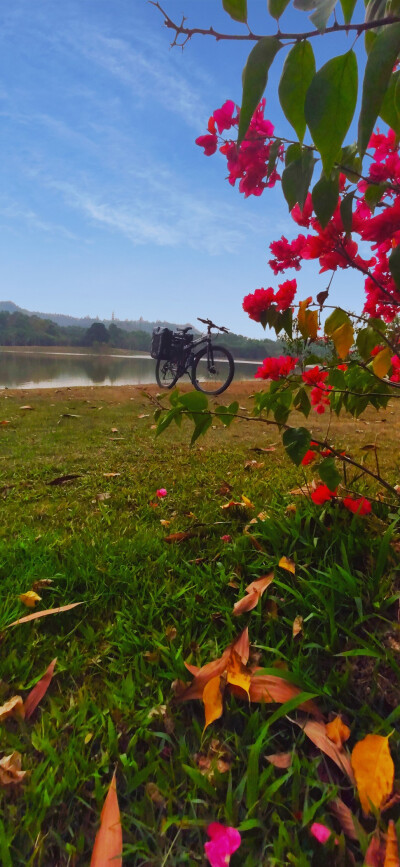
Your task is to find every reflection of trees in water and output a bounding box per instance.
[0,352,259,388]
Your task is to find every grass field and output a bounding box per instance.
[1,382,400,865]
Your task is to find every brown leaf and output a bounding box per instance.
[329,798,358,840]
[31,578,54,591]
[294,718,354,781]
[178,647,232,702]
[0,695,25,722]
[250,672,319,716]
[24,658,57,719]
[244,460,265,470]
[94,492,111,502]
[265,598,279,619]
[233,573,274,616]
[165,626,177,641]
[90,771,122,867]
[145,782,166,807]
[138,414,150,419]
[103,473,121,478]
[111,427,119,433]
[19,405,34,410]
[0,420,10,425]
[384,819,399,867]
[265,752,292,768]
[217,481,233,496]
[5,601,84,628]
[279,556,295,574]
[251,446,276,453]
[292,615,303,638]
[243,529,265,552]
[0,752,26,785]
[325,716,351,748]
[365,835,385,867]
[163,532,194,543]
[351,734,394,814]
[232,627,250,665]
[203,675,225,731]
[48,473,82,486]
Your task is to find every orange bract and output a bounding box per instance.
[351,734,394,814]
[233,573,274,616]
[90,771,122,867]
[203,675,225,731]
[325,716,351,748]
[384,820,400,867]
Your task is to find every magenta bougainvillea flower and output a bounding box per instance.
[156,488,167,498]
[204,823,241,867]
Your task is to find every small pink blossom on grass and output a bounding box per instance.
[156,488,167,498]
[310,823,338,845]
[220,535,232,543]
[205,824,241,867]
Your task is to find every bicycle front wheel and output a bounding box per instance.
[155,358,179,389]
[191,345,234,395]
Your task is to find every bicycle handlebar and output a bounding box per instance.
[197,317,229,333]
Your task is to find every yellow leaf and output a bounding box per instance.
[279,556,295,574]
[351,734,394,814]
[19,591,42,608]
[84,732,93,744]
[326,716,351,748]
[0,695,25,722]
[292,615,303,638]
[202,675,224,731]
[331,321,354,359]
[298,297,314,339]
[226,651,251,698]
[373,346,392,379]
[241,494,254,508]
[306,308,319,339]
[384,819,400,867]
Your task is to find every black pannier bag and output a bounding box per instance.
[151,327,173,360]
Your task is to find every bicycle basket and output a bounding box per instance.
[151,327,173,360]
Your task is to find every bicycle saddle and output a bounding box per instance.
[176,326,192,334]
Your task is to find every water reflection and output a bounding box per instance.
[0,351,259,389]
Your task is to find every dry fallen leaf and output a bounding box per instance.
[203,675,225,731]
[160,519,170,527]
[111,427,119,433]
[226,651,251,698]
[0,752,26,786]
[138,414,150,419]
[292,615,303,638]
[244,460,265,470]
[0,695,25,722]
[145,781,166,807]
[364,834,386,867]
[165,626,177,641]
[5,601,84,628]
[90,771,122,867]
[328,798,358,841]
[351,734,394,814]
[24,658,57,719]
[293,718,354,780]
[326,716,351,748]
[250,673,319,716]
[217,481,233,496]
[103,473,121,478]
[48,474,81,486]
[384,819,399,867]
[0,420,10,425]
[279,556,295,574]
[19,405,34,410]
[94,492,111,502]
[19,590,42,608]
[233,573,274,616]
[31,578,54,591]
[163,532,194,543]
[265,752,292,768]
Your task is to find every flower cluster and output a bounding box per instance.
[204,823,241,867]
[242,279,297,321]
[302,366,332,414]
[255,355,298,380]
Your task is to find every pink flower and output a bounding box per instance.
[342,496,372,515]
[156,488,167,498]
[195,134,218,156]
[205,824,241,867]
[220,535,232,543]
[310,823,336,845]
[311,485,337,505]
[213,100,237,134]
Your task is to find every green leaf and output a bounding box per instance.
[179,391,209,412]
[312,172,339,228]
[305,51,358,176]
[310,0,338,30]
[268,0,291,17]
[182,765,217,798]
[215,401,239,426]
[380,70,400,134]
[340,191,355,234]
[279,41,316,142]
[285,142,302,166]
[364,183,387,212]
[317,457,341,489]
[340,144,362,182]
[358,24,400,157]
[238,37,282,144]
[191,414,212,445]
[222,0,247,21]
[389,244,400,289]
[340,0,357,23]
[156,407,181,436]
[282,427,311,465]
[293,386,311,417]
[267,138,282,178]
[281,148,316,210]
[365,29,378,55]
[324,307,350,335]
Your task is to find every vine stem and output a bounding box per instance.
[151,3,400,45]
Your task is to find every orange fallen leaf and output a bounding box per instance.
[279,556,295,574]
[244,460,265,470]
[163,532,194,543]
[111,427,119,433]
[233,573,274,616]
[328,798,358,840]
[265,752,292,768]
[384,820,400,867]
[226,651,251,698]
[5,601,84,628]
[232,627,250,665]
[292,615,303,638]
[203,675,225,731]
[90,771,122,867]
[250,672,319,716]
[293,718,354,780]
[0,420,10,425]
[19,590,42,608]
[0,695,25,722]
[351,734,394,815]
[0,752,26,786]
[103,473,121,478]
[365,834,386,867]
[326,716,351,748]
[24,658,57,719]
[241,494,254,508]
[138,414,150,419]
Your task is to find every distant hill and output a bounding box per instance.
[0,302,283,359]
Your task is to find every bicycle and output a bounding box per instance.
[154,318,235,395]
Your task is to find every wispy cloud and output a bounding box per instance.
[0,199,79,240]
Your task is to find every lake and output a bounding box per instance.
[0,350,260,389]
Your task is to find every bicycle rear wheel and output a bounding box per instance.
[155,358,179,389]
[191,344,234,395]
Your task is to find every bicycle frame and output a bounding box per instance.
[176,333,215,378]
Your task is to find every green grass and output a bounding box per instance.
[0,385,399,865]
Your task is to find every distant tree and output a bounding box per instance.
[83,322,110,346]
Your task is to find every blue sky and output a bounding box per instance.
[0,0,371,337]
